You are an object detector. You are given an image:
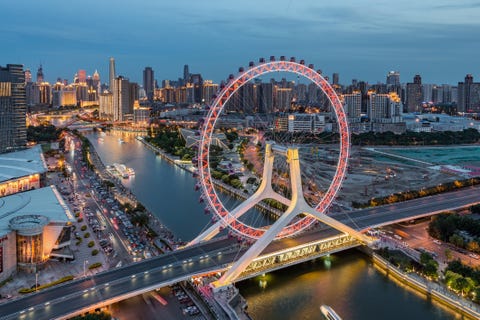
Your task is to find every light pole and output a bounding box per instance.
[35,266,38,292]
[83,260,89,277]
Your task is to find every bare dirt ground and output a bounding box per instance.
[240,141,465,212]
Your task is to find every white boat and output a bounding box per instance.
[320,305,342,320]
[118,138,125,143]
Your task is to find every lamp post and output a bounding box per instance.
[83,260,89,277]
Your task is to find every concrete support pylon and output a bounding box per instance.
[188,144,290,246]
[212,145,369,288]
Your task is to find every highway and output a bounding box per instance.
[0,185,478,320]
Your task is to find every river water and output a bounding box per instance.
[86,130,459,320]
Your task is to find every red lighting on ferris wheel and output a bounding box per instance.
[197,58,350,240]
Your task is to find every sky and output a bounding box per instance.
[1,0,479,86]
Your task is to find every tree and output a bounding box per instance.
[467,241,480,253]
[424,260,439,280]
[449,234,465,248]
[444,248,453,262]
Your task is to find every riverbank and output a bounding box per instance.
[373,253,480,319]
[84,134,183,251]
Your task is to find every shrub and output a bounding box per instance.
[87,241,95,248]
[75,212,80,218]
[88,262,102,270]
[84,232,90,238]
[80,225,87,231]
[77,218,83,223]
[91,249,99,256]
[19,275,74,294]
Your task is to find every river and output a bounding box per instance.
[86,129,459,320]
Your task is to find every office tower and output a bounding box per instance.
[343,91,362,119]
[183,64,189,83]
[143,67,154,101]
[190,73,203,103]
[332,73,339,86]
[0,64,26,153]
[109,57,116,91]
[406,75,423,112]
[112,76,131,121]
[36,65,44,83]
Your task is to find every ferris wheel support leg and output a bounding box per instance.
[213,148,305,287]
[189,143,291,246]
[213,205,301,288]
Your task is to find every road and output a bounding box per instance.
[0,185,478,320]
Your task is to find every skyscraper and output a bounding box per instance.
[183,64,189,84]
[36,65,44,83]
[112,76,132,121]
[143,67,154,102]
[406,75,423,112]
[0,64,26,153]
[109,57,116,91]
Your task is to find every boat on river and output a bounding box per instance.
[106,163,134,179]
[320,305,342,320]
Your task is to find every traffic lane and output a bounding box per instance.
[331,186,480,221]
[0,238,236,316]
[12,251,241,320]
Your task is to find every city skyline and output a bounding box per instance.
[1,1,479,85]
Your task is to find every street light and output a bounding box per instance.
[83,260,89,277]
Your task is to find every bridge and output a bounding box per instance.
[0,185,478,320]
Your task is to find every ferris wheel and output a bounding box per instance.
[195,57,351,243]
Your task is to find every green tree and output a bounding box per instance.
[449,234,464,248]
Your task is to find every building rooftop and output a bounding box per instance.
[0,186,74,236]
[0,145,47,183]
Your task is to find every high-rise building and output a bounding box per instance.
[332,73,339,86]
[343,91,362,119]
[183,64,189,84]
[109,57,116,91]
[458,74,480,113]
[24,69,32,83]
[143,67,154,102]
[0,64,26,153]
[36,65,44,83]
[422,84,433,103]
[99,90,113,120]
[190,73,203,103]
[112,76,132,121]
[77,70,86,83]
[368,92,403,123]
[386,71,400,86]
[406,75,423,112]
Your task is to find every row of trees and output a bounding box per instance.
[353,177,480,208]
[376,248,439,280]
[351,128,480,146]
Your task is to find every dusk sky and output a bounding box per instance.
[2,0,479,85]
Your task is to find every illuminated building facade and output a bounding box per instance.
[0,64,26,153]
